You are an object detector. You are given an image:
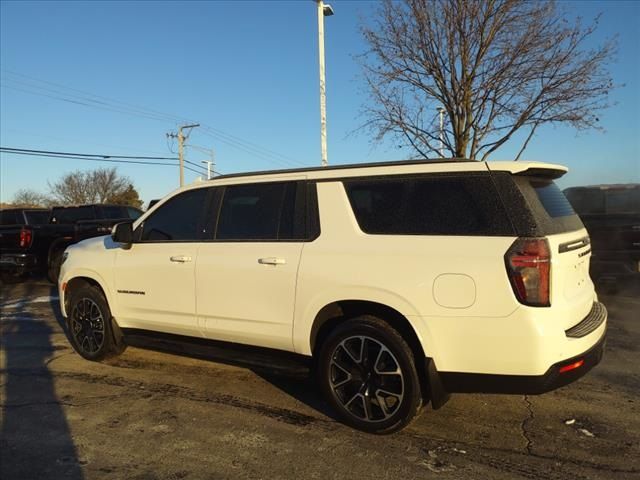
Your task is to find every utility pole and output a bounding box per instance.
[437,107,446,158]
[167,123,199,187]
[317,0,334,167]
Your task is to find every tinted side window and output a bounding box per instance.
[98,206,129,219]
[127,207,143,220]
[0,211,19,225]
[24,210,50,224]
[52,206,95,224]
[216,182,296,240]
[606,188,640,214]
[141,188,208,241]
[344,175,513,236]
[564,188,605,215]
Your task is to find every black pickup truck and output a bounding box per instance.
[564,184,640,290]
[0,204,142,283]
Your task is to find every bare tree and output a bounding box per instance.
[48,168,142,206]
[360,0,617,160]
[11,189,51,208]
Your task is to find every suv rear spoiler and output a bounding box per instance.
[487,162,568,179]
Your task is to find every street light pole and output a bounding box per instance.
[437,107,446,158]
[317,0,333,167]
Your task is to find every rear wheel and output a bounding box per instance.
[67,284,125,361]
[318,315,422,434]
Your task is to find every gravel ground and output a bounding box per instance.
[1,277,638,480]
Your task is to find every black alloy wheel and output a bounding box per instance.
[66,283,125,361]
[329,335,405,422]
[318,315,423,434]
[70,297,106,356]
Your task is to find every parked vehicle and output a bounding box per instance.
[564,184,640,291]
[59,160,606,433]
[0,208,51,281]
[0,204,142,283]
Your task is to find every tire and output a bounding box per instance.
[66,283,126,361]
[317,315,423,434]
[47,249,63,284]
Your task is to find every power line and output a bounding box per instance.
[0,149,178,167]
[1,147,178,160]
[1,68,308,169]
[183,158,222,176]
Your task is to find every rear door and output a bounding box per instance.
[196,180,308,351]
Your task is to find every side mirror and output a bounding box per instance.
[112,221,133,245]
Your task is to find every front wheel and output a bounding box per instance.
[47,249,63,284]
[317,315,423,434]
[66,284,126,361]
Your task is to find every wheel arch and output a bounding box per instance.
[310,299,426,361]
[63,273,112,318]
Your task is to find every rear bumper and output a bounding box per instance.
[0,253,39,273]
[436,329,606,395]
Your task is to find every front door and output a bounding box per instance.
[114,188,209,336]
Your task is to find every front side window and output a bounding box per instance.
[216,182,296,240]
[140,188,208,242]
[345,175,513,236]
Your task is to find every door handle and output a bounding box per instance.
[170,255,192,263]
[258,257,286,265]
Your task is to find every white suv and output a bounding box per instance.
[59,160,607,433]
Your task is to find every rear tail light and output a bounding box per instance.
[505,237,551,307]
[19,228,33,248]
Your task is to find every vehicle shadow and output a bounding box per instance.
[0,281,84,480]
[122,331,340,422]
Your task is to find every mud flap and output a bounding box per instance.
[110,316,127,353]
[426,358,450,410]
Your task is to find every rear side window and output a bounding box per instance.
[344,175,514,236]
[532,181,575,218]
[98,206,129,219]
[24,211,50,224]
[564,188,605,215]
[604,188,640,214]
[141,188,208,241]
[0,211,19,225]
[216,182,297,240]
[51,206,95,223]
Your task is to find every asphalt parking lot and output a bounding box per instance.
[1,278,638,480]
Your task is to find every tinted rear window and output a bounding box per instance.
[532,180,576,218]
[344,175,514,236]
[24,211,50,224]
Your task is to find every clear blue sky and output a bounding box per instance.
[1,0,639,205]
